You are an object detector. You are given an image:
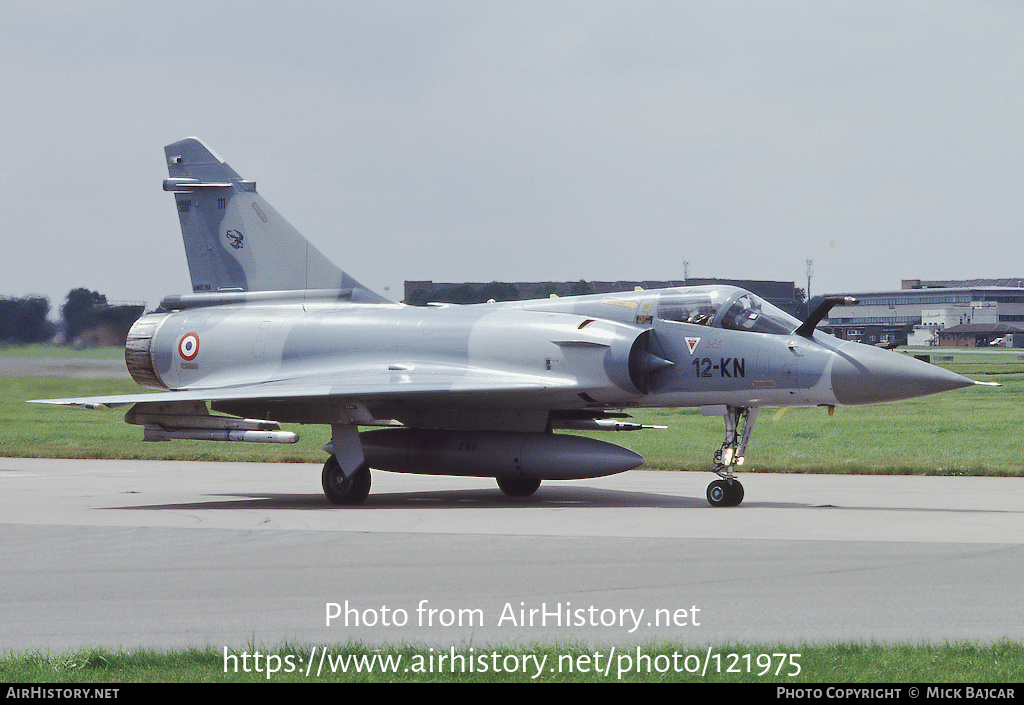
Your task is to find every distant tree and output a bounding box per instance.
[480,281,519,302]
[0,296,52,344]
[406,282,521,306]
[61,288,107,343]
[443,284,481,304]
[570,280,593,296]
[406,288,431,306]
[104,304,145,331]
[530,282,567,299]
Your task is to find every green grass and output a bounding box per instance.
[567,371,1022,475]
[0,377,328,462]
[901,348,1024,376]
[601,379,1024,475]
[2,641,1022,683]
[3,375,1021,474]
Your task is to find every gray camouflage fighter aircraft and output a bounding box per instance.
[33,138,987,507]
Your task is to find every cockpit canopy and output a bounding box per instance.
[657,287,800,336]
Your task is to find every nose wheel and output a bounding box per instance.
[707,478,744,507]
[705,406,758,507]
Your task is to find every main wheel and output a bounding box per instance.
[707,479,743,507]
[322,456,371,505]
[496,476,541,497]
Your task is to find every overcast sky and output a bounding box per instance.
[3,1,1023,311]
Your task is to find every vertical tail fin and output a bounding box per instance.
[163,137,387,302]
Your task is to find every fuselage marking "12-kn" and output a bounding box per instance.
[692,357,746,378]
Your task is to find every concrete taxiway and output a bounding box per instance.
[1,457,1022,653]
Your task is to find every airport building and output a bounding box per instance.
[822,279,1024,347]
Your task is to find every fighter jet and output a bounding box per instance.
[32,138,985,507]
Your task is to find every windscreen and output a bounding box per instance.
[658,288,799,336]
[719,292,800,335]
[657,290,723,326]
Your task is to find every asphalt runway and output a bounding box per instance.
[1,457,1022,654]
[0,356,130,379]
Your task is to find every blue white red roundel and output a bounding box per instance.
[178,333,200,361]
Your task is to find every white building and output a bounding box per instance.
[908,302,998,346]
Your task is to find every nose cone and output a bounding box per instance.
[831,343,975,405]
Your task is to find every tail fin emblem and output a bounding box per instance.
[225,230,244,249]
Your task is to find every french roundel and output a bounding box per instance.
[178,333,200,361]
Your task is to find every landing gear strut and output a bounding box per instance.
[706,405,758,507]
[322,423,371,505]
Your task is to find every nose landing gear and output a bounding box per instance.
[706,406,758,507]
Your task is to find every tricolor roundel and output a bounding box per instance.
[178,333,200,361]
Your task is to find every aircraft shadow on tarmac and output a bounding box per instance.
[108,484,1024,514]
[111,485,748,511]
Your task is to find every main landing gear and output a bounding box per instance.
[322,424,372,505]
[706,406,758,507]
[322,455,372,505]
